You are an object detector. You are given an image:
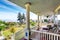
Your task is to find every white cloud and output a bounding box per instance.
[0,12,18,22]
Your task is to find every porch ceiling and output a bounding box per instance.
[8,0,60,15]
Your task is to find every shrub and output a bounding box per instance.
[10,27,15,33]
[30,20,36,26]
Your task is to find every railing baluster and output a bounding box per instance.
[51,35,53,40]
[49,34,50,40]
[57,36,58,40]
[58,36,60,40]
[53,35,54,40]
[47,34,48,40]
[41,33,42,40]
[52,35,54,40]
[46,34,47,40]
[45,34,46,40]
[54,35,55,40]
[40,33,41,40]
[43,33,45,40]
[41,33,43,40]
[42,33,44,40]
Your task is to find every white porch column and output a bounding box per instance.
[25,2,31,40]
[37,14,41,30]
[37,14,40,27]
[40,16,42,27]
[54,11,58,24]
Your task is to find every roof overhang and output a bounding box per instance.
[8,0,60,15]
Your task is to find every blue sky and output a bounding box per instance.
[0,0,37,22]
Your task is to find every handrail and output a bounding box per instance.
[14,26,37,40]
[31,30,60,36]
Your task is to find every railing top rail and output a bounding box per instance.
[15,26,36,34]
[31,29,60,36]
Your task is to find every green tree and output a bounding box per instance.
[17,12,25,24]
[0,20,7,31]
[10,27,15,33]
[0,24,6,31]
[18,12,23,24]
[22,13,26,24]
[23,13,25,20]
[30,20,36,26]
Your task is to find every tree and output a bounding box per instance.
[10,27,15,33]
[17,12,26,24]
[17,12,23,24]
[23,13,25,20]
[0,20,6,31]
[22,13,26,23]
[30,20,36,26]
[0,24,6,31]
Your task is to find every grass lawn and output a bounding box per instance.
[3,30,12,37]
[2,25,35,40]
[2,26,23,38]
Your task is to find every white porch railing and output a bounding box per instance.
[31,30,60,40]
[14,29,25,40]
[14,26,36,40]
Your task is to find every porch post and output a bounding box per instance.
[37,14,40,30]
[54,11,58,24]
[54,5,60,24]
[25,2,31,40]
[38,14,40,27]
[40,16,42,27]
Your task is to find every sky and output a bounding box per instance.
[0,0,37,22]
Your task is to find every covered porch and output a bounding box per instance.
[8,0,60,40]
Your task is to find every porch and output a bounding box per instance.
[8,0,60,40]
[20,25,60,40]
